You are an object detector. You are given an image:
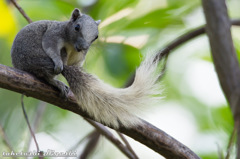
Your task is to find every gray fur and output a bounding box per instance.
[11,9,99,96]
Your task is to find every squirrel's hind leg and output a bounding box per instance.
[28,56,69,98]
[27,61,69,98]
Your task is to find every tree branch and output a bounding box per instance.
[158,20,240,59]
[10,0,32,23]
[201,0,240,105]
[117,132,139,159]
[0,64,200,159]
[201,0,240,158]
[26,101,46,152]
[21,95,40,151]
[79,130,100,159]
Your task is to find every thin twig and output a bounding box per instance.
[117,132,139,159]
[10,0,32,23]
[157,19,240,59]
[86,119,137,159]
[26,101,46,152]
[21,95,43,159]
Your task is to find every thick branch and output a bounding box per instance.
[201,0,240,158]
[201,0,240,106]
[0,64,199,159]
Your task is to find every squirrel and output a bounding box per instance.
[11,8,163,128]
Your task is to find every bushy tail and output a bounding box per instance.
[62,54,164,128]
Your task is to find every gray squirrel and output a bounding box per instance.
[11,8,162,128]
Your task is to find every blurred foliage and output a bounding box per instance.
[0,0,239,158]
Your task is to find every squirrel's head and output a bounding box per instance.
[67,8,100,53]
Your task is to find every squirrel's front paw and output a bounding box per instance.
[54,62,63,74]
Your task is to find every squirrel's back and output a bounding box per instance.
[11,20,67,76]
[11,21,51,69]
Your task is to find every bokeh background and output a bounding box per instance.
[0,0,240,158]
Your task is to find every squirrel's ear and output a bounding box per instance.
[71,8,82,22]
[96,20,101,26]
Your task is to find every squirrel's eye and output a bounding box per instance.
[75,24,80,31]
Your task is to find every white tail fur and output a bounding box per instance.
[63,54,163,128]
